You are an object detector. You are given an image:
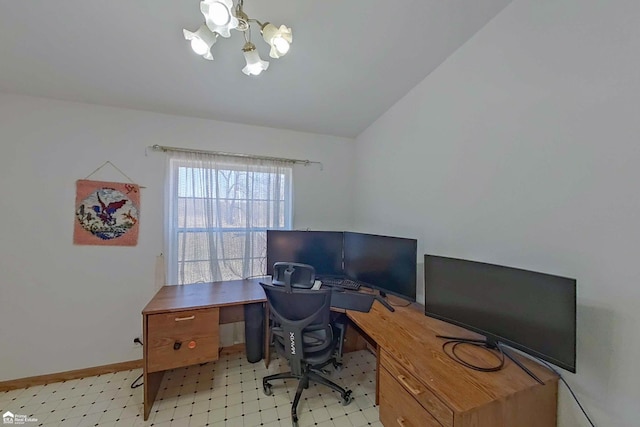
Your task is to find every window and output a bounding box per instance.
[165,153,292,284]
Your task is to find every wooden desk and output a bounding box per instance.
[142,280,558,425]
[347,299,558,427]
[141,279,267,420]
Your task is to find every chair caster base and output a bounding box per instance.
[342,389,353,406]
[263,382,273,396]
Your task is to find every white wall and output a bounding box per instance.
[0,93,354,382]
[353,0,639,426]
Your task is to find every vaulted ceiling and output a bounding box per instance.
[0,0,512,138]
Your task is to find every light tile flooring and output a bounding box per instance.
[1,350,381,427]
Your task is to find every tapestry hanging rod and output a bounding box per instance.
[150,144,323,169]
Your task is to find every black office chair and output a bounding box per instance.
[262,262,353,427]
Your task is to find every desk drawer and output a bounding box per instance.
[146,308,220,373]
[380,349,453,427]
[380,366,442,427]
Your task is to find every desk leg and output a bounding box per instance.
[264,303,270,368]
[142,313,165,420]
[143,370,164,420]
[375,346,380,406]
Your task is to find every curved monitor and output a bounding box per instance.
[344,233,417,301]
[424,254,577,372]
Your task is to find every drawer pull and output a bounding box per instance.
[175,315,195,322]
[396,417,407,427]
[397,375,423,396]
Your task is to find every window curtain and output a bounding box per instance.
[165,150,293,285]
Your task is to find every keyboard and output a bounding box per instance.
[320,278,361,291]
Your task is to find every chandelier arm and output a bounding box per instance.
[243,25,252,42]
[235,0,246,19]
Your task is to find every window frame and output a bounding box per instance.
[166,157,293,284]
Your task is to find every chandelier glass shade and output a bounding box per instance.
[184,0,292,76]
[183,24,218,60]
[242,42,269,76]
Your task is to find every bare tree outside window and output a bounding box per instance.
[166,153,292,285]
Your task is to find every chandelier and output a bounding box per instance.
[183,0,293,76]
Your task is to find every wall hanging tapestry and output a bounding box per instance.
[74,179,140,246]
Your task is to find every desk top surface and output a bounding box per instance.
[142,278,267,315]
[347,299,558,412]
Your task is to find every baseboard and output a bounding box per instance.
[1,345,249,392]
[0,359,143,392]
[219,343,246,356]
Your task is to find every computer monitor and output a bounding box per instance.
[424,254,577,372]
[266,230,344,277]
[343,232,417,301]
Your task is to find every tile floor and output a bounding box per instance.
[0,350,381,427]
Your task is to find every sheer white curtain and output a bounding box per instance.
[165,150,293,285]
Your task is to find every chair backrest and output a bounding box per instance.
[261,272,333,376]
[272,262,316,291]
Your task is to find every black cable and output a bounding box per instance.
[389,299,412,308]
[442,339,596,427]
[495,343,544,385]
[131,374,144,389]
[533,357,597,427]
[373,291,411,308]
[441,339,505,372]
[131,338,144,388]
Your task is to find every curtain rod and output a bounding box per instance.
[150,144,323,169]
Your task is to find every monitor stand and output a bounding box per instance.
[436,335,544,385]
[376,292,396,312]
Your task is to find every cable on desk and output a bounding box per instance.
[532,356,597,427]
[441,339,505,372]
[389,300,412,308]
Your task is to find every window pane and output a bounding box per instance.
[179,260,213,284]
[169,158,292,284]
[178,231,210,261]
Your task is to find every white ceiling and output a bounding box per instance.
[0,1,512,138]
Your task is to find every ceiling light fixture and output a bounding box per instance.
[183,0,292,76]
